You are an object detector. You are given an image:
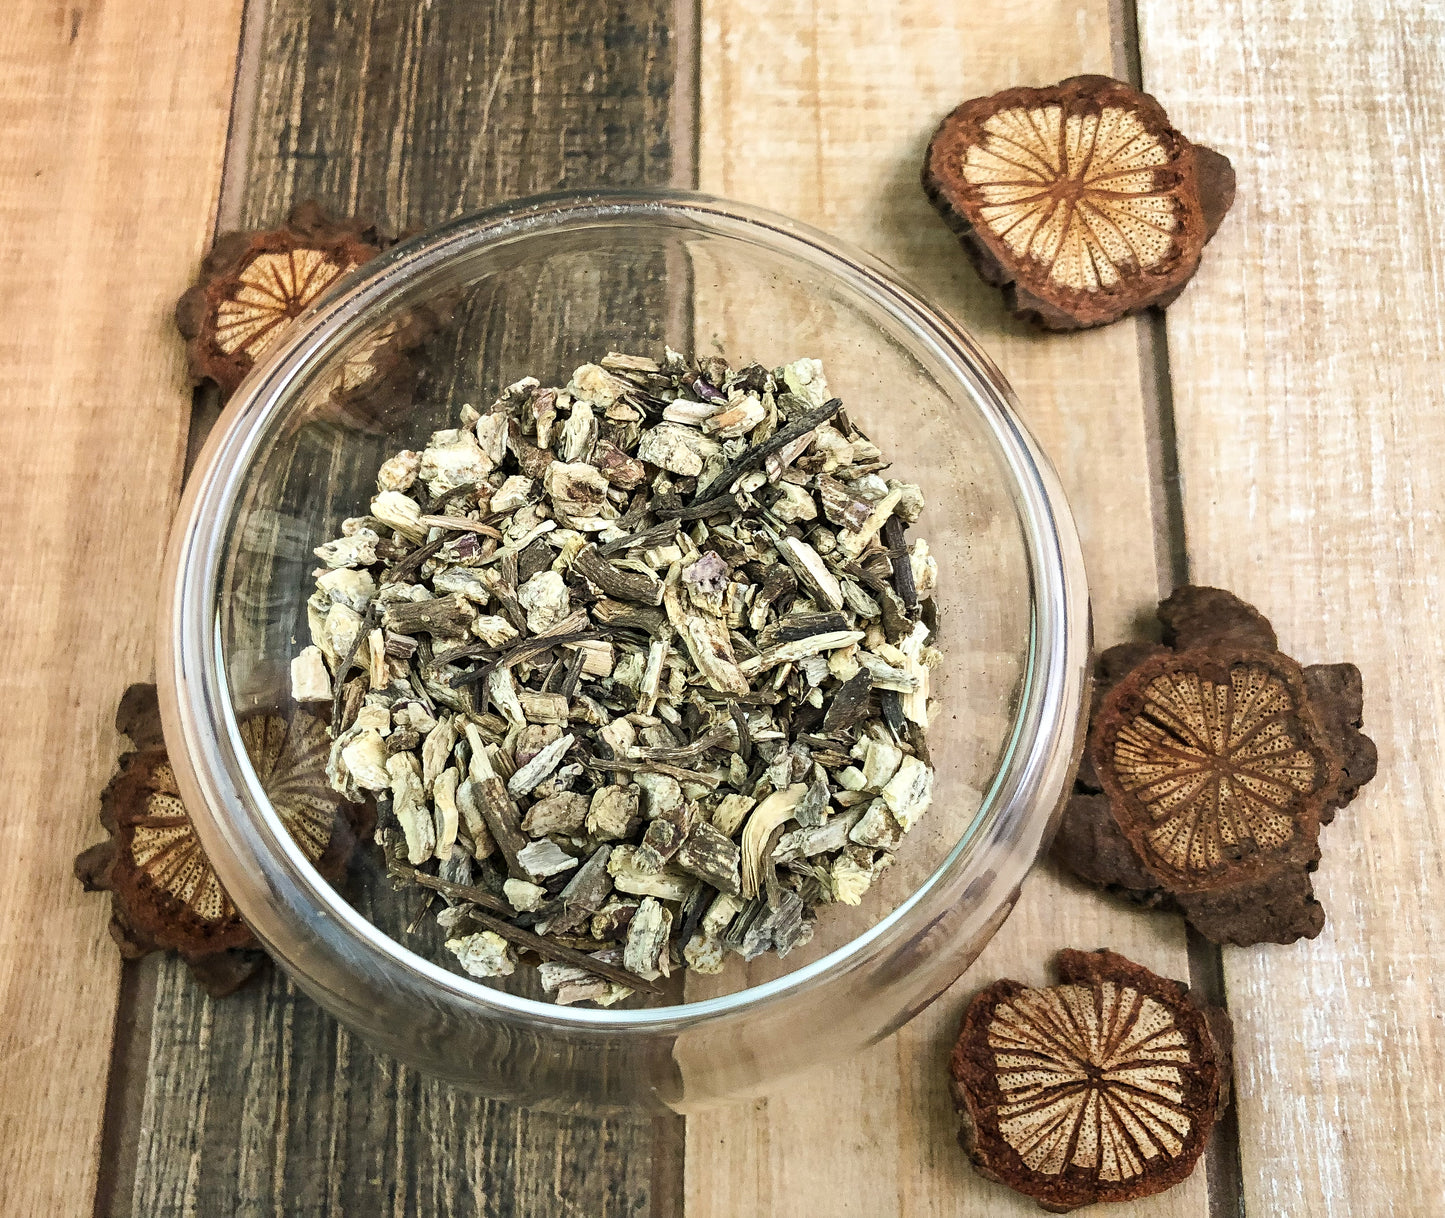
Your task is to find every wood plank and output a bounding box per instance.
[688,3,1210,1215]
[1137,3,1445,1213]
[0,3,244,1216]
[102,1,688,1214]
[128,955,666,1217]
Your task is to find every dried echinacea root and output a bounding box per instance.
[1053,587,1377,945]
[950,949,1232,1213]
[75,684,359,995]
[923,75,1235,329]
[309,350,943,1003]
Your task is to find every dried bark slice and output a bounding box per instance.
[1157,583,1276,652]
[950,949,1229,1213]
[1053,587,1377,946]
[237,710,359,880]
[74,685,358,995]
[77,741,256,959]
[175,201,381,396]
[1302,661,1378,819]
[1174,867,1325,945]
[1093,647,1335,891]
[1050,792,1166,903]
[1057,780,1332,945]
[923,75,1235,329]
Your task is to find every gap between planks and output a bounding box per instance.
[655,1,701,1208]
[1113,0,1191,593]
[216,0,272,235]
[186,0,271,474]
[669,0,702,193]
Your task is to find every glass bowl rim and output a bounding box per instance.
[159,187,1088,1029]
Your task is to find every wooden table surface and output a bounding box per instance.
[3,0,1441,1214]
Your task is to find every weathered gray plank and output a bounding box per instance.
[238,0,677,230]
[99,1,688,1214]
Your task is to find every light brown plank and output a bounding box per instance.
[1138,3,1445,1213]
[689,3,1209,1214]
[0,2,244,1213]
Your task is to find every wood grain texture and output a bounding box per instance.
[689,3,1210,1215]
[103,1,685,1215]
[127,918,663,1218]
[234,0,677,232]
[1138,3,1445,1213]
[0,3,244,1215]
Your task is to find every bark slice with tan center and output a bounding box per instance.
[75,686,359,995]
[1096,648,1333,890]
[175,202,446,432]
[950,949,1231,1213]
[923,75,1235,329]
[238,710,354,867]
[1052,587,1377,945]
[175,201,381,396]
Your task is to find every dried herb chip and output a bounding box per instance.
[175,201,382,396]
[1053,587,1377,945]
[75,685,359,995]
[949,948,1231,1213]
[312,351,943,1001]
[923,75,1235,329]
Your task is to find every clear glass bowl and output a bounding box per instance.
[159,190,1089,1113]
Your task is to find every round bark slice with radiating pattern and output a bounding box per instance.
[950,949,1228,1213]
[923,75,1234,329]
[1090,647,1337,893]
[175,201,381,396]
[75,686,357,994]
[92,748,255,956]
[238,710,347,865]
[1052,587,1374,946]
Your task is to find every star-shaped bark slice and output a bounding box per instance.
[950,949,1231,1213]
[924,75,1235,329]
[1096,649,1332,889]
[1052,587,1377,946]
[175,202,447,433]
[175,201,382,397]
[75,685,359,995]
[82,744,255,957]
